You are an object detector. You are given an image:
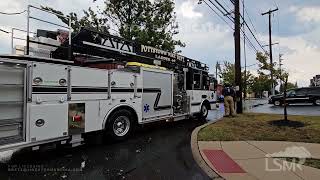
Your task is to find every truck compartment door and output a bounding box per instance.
[142,70,173,120]
[0,62,26,145]
[29,104,68,142]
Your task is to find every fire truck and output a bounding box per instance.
[0,6,217,152]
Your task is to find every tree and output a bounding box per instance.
[102,0,185,52]
[256,52,280,89]
[283,74,289,121]
[279,82,298,93]
[41,6,109,34]
[219,61,253,89]
[219,61,235,85]
[250,74,272,98]
[43,0,185,52]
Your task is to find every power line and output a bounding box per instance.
[240,14,266,52]
[208,0,266,52]
[0,29,10,33]
[202,0,234,30]
[242,63,257,69]
[242,33,258,53]
[0,10,26,15]
[220,0,233,11]
[202,0,260,53]
[207,0,234,23]
[242,0,258,36]
[210,0,232,15]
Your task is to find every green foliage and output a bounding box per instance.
[250,74,273,97]
[219,61,235,85]
[280,82,298,93]
[256,52,289,84]
[218,52,292,97]
[218,61,254,89]
[43,0,184,52]
[41,6,109,34]
[102,0,185,52]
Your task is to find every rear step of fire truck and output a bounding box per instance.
[0,61,26,146]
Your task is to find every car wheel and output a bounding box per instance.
[274,100,281,106]
[106,109,135,141]
[199,104,209,120]
[314,99,320,106]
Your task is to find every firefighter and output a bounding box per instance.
[222,83,236,117]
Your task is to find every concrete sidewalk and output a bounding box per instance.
[197,141,320,180]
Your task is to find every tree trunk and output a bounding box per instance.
[283,77,288,121]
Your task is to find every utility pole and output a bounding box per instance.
[242,0,247,100]
[215,61,219,82]
[262,8,278,96]
[234,0,243,113]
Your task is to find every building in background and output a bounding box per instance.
[310,75,320,87]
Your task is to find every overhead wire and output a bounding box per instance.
[0,29,10,33]
[203,0,234,30]
[240,14,266,52]
[209,0,266,52]
[220,0,234,12]
[206,0,234,23]
[242,0,258,36]
[203,0,259,53]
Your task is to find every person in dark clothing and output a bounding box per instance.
[222,84,236,117]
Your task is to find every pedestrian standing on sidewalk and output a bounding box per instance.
[222,84,236,117]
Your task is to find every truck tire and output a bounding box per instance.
[106,109,135,141]
[199,104,209,120]
[314,99,320,106]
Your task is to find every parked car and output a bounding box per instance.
[269,87,320,106]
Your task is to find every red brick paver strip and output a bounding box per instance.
[203,149,246,173]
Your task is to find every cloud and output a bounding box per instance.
[177,0,203,19]
[290,5,320,22]
[175,19,234,74]
[258,23,320,87]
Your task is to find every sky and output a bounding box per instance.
[0,0,319,87]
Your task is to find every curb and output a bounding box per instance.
[190,120,225,180]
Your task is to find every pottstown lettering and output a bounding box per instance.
[141,45,185,62]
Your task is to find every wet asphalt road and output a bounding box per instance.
[0,109,224,180]
[247,103,320,116]
[1,101,316,180]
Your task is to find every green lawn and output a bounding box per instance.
[280,158,320,170]
[198,113,320,143]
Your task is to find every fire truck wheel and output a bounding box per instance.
[199,104,209,120]
[106,109,135,141]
